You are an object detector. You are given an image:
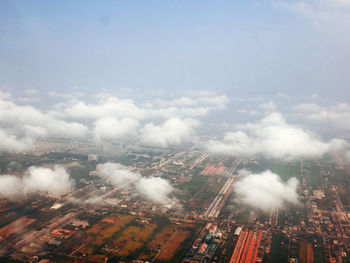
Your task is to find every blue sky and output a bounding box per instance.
[1,0,349,101]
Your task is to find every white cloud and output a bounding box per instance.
[0,94,88,152]
[155,97,197,107]
[136,177,174,204]
[197,95,229,107]
[0,130,34,153]
[60,97,149,120]
[0,91,215,152]
[56,95,213,121]
[97,162,141,188]
[293,103,350,131]
[234,170,299,211]
[154,95,229,111]
[184,89,213,97]
[93,117,140,143]
[0,91,12,100]
[0,175,23,197]
[0,165,73,197]
[141,118,199,147]
[206,113,347,159]
[96,162,174,204]
[22,166,73,195]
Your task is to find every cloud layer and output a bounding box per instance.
[234,170,299,211]
[0,91,231,152]
[0,92,88,152]
[1,90,349,159]
[207,113,346,159]
[293,103,350,133]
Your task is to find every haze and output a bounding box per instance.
[0,1,350,262]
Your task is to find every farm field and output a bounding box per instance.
[113,223,157,256]
[66,214,197,262]
[299,239,314,263]
[0,216,36,241]
[147,224,177,251]
[71,214,134,257]
[155,230,190,261]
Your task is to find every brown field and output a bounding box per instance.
[114,223,157,256]
[299,239,314,263]
[307,243,314,263]
[70,215,184,261]
[0,216,36,241]
[148,225,177,250]
[87,215,134,242]
[156,230,190,261]
[74,214,134,256]
[300,240,307,263]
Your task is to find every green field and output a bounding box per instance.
[302,160,322,187]
[266,234,289,263]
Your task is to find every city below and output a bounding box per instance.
[0,140,349,263]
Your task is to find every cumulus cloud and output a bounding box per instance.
[206,113,346,159]
[234,170,299,211]
[93,117,140,143]
[96,162,174,204]
[141,118,199,147]
[22,166,73,195]
[0,175,23,197]
[97,162,141,187]
[0,130,34,152]
[136,177,174,204]
[0,165,73,197]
